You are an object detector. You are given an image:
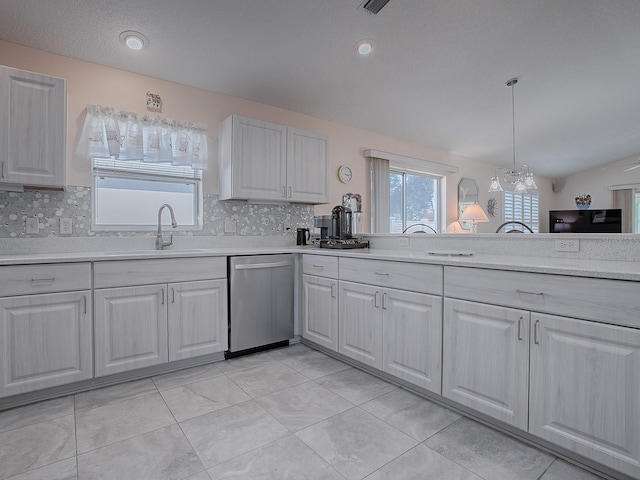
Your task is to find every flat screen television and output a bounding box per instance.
[549,209,622,233]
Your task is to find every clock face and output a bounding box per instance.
[338,165,352,183]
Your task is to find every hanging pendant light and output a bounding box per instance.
[489,78,537,193]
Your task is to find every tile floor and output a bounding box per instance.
[0,343,606,480]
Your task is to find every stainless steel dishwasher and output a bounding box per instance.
[227,254,295,357]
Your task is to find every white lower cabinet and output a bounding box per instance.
[382,287,442,393]
[339,281,382,369]
[168,280,228,361]
[94,284,168,377]
[302,274,338,351]
[529,313,640,479]
[339,280,442,394]
[0,291,92,397]
[95,280,228,377]
[443,298,530,429]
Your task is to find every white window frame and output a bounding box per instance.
[389,164,444,234]
[503,190,539,233]
[91,157,203,232]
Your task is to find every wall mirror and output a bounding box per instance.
[458,178,479,230]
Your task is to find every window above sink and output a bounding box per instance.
[92,157,203,231]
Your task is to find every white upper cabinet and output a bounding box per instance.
[219,115,328,204]
[0,66,66,188]
[286,127,329,203]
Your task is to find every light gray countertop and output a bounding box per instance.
[0,246,638,281]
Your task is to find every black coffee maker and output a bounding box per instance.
[330,205,352,240]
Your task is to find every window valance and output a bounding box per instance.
[77,104,208,169]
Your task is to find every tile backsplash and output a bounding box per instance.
[0,186,314,238]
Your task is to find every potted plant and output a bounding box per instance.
[575,194,592,210]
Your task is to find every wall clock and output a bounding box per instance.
[338,165,353,183]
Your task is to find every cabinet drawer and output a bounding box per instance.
[302,254,338,278]
[444,266,640,328]
[340,258,443,295]
[94,256,226,289]
[0,263,91,296]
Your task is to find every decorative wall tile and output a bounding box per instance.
[0,187,314,238]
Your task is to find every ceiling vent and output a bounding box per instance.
[360,0,391,15]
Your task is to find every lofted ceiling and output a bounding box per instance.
[1,0,639,179]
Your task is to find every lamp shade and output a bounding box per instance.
[459,204,489,222]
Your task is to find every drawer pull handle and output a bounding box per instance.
[331,283,336,298]
[282,186,286,198]
[161,288,165,305]
[374,272,389,276]
[312,264,324,269]
[31,278,55,285]
[1,161,4,178]
[375,291,380,308]
[172,287,175,304]
[517,317,523,341]
[288,186,292,198]
[83,296,87,314]
[382,292,388,309]
[516,289,544,297]
[534,319,540,344]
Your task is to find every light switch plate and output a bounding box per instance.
[25,217,39,234]
[224,217,237,233]
[60,218,73,235]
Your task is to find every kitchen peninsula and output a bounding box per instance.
[0,233,638,480]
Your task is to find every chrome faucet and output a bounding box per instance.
[155,204,178,250]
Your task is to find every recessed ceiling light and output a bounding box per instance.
[119,31,148,50]
[356,39,375,55]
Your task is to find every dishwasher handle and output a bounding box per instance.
[234,260,292,270]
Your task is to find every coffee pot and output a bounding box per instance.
[296,228,310,246]
[330,205,352,240]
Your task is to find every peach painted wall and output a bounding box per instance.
[549,153,640,211]
[0,39,552,233]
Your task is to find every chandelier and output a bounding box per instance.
[488,78,537,193]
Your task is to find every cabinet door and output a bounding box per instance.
[383,288,442,394]
[168,280,228,361]
[0,66,66,187]
[228,116,287,201]
[286,127,329,203]
[0,291,91,397]
[530,313,640,479]
[302,274,338,351]
[94,285,168,377]
[443,299,530,429]
[339,281,382,369]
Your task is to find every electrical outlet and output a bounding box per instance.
[224,217,237,233]
[60,218,73,235]
[554,239,580,252]
[398,236,410,247]
[25,217,39,234]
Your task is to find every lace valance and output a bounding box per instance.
[77,104,208,169]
